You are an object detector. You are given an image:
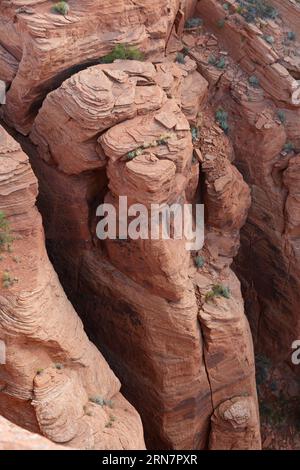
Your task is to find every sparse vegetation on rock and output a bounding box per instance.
[99,44,144,64]
[236,0,278,23]
[0,212,13,252]
[205,284,231,302]
[52,1,69,15]
[215,108,229,134]
[185,17,203,29]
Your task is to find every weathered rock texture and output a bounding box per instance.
[0,0,267,451]
[191,0,300,448]
[0,0,180,134]
[27,57,260,449]
[0,415,68,450]
[194,0,300,372]
[0,125,145,450]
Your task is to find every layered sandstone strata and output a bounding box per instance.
[0,0,180,134]
[182,0,300,447]
[194,0,300,373]
[28,58,260,449]
[0,415,68,450]
[0,125,145,450]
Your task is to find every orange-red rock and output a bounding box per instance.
[0,125,145,450]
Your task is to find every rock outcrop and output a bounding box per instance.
[0,0,180,134]
[27,58,260,449]
[0,0,278,451]
[0,415,68,450]
[190,0,300,448]
[0,125,145,450]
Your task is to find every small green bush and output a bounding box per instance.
[195,256,205,268]
[126,134,171,160]
[287,31,296,41]
[263,35,274,45]
[175,52,185,64]
[105,414,116,428]
[89,396,114,408]
[236,0,278,23]
[185,17,203,29]
[205,284,230,302]
[248,75,260,87]
[100,44,144,64]
[2,271,13,289]
[191,126,199,142]
[277,110,286,124]
[215,108,229,134]
[283,142,295,152]
[52,1,69,15]
[217,18,225,28]
[0,212,13,252]
[208,55,226,69]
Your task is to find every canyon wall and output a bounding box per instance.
[0,0,263,450]
[0,125,145,450]
[27,58,259,449]
[193,0,300,447]
[195,0,300,370]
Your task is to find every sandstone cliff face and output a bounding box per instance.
[0,126,145,450]
[0,0,180,134]
[191,0,300,448]
[0,0,264,451]
[26,57,260,449]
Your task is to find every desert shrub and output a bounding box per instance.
[175,52,185,64]
[100,44,144,64]
[126,134,171,160]
[277,110,286,124]
[287,31,296,41]
[2,271,16,289]
[195,256,205,268]
[190,126,199,142]
[215,108,229,134]
[248,75,260,87]
[263,35,274,44]
[205,284,230,301]
[236,0,278,23]
[185,17,203,29]
[52,1,69,15]
[283,141,294,152]
[89,396,114,408]
[0,212,12,252]
[208,55,226,69]
[105,414,116,428]
[217,18,225,28]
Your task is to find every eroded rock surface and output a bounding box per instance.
[0,0,180,134]
[0,126,145,450]
[27,58,260,449]
[188,0,300,448]
[0,415,68,450]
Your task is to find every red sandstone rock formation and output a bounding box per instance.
[188,0,300,448]
[0,0,180,134]
[3,0,293,451]
[0,126,145,450]
[27,57,260,449]
[0,415,68,450]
